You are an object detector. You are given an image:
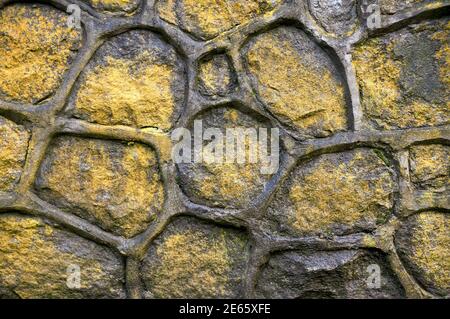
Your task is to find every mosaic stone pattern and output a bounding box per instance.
[0,0,448,299]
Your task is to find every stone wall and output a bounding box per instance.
[0,0,448,298]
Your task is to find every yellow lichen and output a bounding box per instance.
[0,117,29,192]
[37,137,164,238]
[380,0,441,14]
[409,144,449,189]
[432,21,450,88]
[197,126,271,208]
[246,29,347,138]
[352,21,449,130]
[157,0,281,40]
[88,0,139,15]
[198,55,233,96]
[74,52,176,131]
[199,162,262,206]
[407,212,450,293]
[288,149,394,235]
[0,4,81,103]
[0,215,122,298]
[147,227,247,298]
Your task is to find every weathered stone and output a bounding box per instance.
[409,144,449,193]
[395,212,449,296]
[177,106,277,209]
[256,249,405,298]
[156,0,282,40]
[35,136,164,238]
[265,148,395,237]
[379,0,444,15]
[83,0,140,15]
[197,53,236,98]
[244,26,348,139]
[0,116,30,193]
[352,18,449,130]
[0,214,125,298]
[69,30,185,131]
[141,216,249,298]
[308,0,359,36]
[0,4,82,104]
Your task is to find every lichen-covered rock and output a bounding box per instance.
[0,116,30,193]
[244,26,348,139]
[0,4,82,103]
[352,18,449,130]
[0,4,82,104]
[379,0,443,15]
[395,212,449,296]
[156,0,282,40]
[83,0,140,15]
[256,249,405,298]
[0,214,125,298]
[197,53,236,98]
[68,30,185,131]
[308,0,359,36]
[409,144,449,193]
[35,136,164,238]
[141,216,249,298]
[265,148,395,237]
[177,106,277,209]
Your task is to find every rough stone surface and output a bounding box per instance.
[156,0,282,40]
[177,106,277,209]
[352,18,449,130]
[141,216,249,298]
[0,0,448,299]
[69,30,185,131]
[0,214,125,298]
[308,0,359,36]
[84,0,140,15]
[197,53,237,98]
[409,144,449,197]
[379,0,442,15]
[256,249,406,298]
[265,148,395,237]
[244,26,348,139]
[395,212,449,296]
[0,4,82,104]
[35,136,164,238]
[0,116,30,193]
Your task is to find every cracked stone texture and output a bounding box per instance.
[68,30,186,131]
[197,53,237,98]
[352,17,449,130]
[0,4,82,104]
[35,136,164,238]
[256,249,406,298]
[156,0,283,40]
[265,148,395,237]
[395,212,449,296]
[409,144,450,198]
[0,116,30,193]
[0,0,449,299]
[141,216,249,298]
[177,106,278,209]
[244,26,348,139]
[308,0,359,36]
[0,214,125,298]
